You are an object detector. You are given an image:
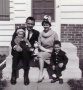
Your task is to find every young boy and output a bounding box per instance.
[50,40,68,84]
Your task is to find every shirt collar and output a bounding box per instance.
[25,28,33,39]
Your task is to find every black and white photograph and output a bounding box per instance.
[0,0,83,90]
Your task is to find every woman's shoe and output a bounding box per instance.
[37,77,44,83]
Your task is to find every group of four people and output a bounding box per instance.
[10,15,68,85]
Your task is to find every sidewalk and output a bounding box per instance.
[2,56,71,90]
[4,80,71,90]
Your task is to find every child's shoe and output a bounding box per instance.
[59,78,63,84]
[51,77,59,83]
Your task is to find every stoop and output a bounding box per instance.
[29,42,82,82]
[61,43,81,80]
[2,42,82,82]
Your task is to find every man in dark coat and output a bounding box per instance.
[50,40,68,84]
[11,17,39,85]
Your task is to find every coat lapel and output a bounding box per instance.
[29,30,35,40]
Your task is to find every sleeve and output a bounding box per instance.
[38,33,45,51]
[54,32,58,41]
[36,31,40,42]
[11,32,17,48]
[63,53,68,65]
[38,33,42,45]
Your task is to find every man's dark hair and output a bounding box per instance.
[26,16,35,24]
[53,40,61,47]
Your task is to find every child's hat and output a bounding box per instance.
[16,29,25,34]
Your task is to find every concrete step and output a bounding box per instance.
[62,69,82,79]
[61,43,81,80]
[2,43,82,82]
[62,42,77,55]
[66,56,79,69]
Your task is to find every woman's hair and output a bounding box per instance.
[42,20,51,26]
[53,40,61,47]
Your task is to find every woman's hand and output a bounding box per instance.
[34,41,39,48]
[58,63,64,68]
[29,47,34,52]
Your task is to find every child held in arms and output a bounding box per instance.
[13,28,31,52]
[50,40,68,84]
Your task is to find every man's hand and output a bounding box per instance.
[13,45,18,50]
[58,63,64,68]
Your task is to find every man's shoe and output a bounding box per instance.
[51,77,59,83]
[24,77,29,85]
[10,77,17,85]
[59,78,63,84]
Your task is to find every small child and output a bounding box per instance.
[50,40,68,84]
[33,41,39,55]
[13,29,31,52]
[33,41,39,61]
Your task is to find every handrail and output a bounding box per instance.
[0,59,6,67]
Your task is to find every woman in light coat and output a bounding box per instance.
[38,15,58,82]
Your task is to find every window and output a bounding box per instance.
[32,0,55,21]
[0,0,10,21]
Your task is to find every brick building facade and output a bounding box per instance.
[61,24,83,69]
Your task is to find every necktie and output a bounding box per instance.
[27,31,30,40]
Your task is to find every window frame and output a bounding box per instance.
[0,0,10,21]
[31,0,55,22]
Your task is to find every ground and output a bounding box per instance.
[2,55,71,90]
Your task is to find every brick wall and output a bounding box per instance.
[61,24,83,69]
